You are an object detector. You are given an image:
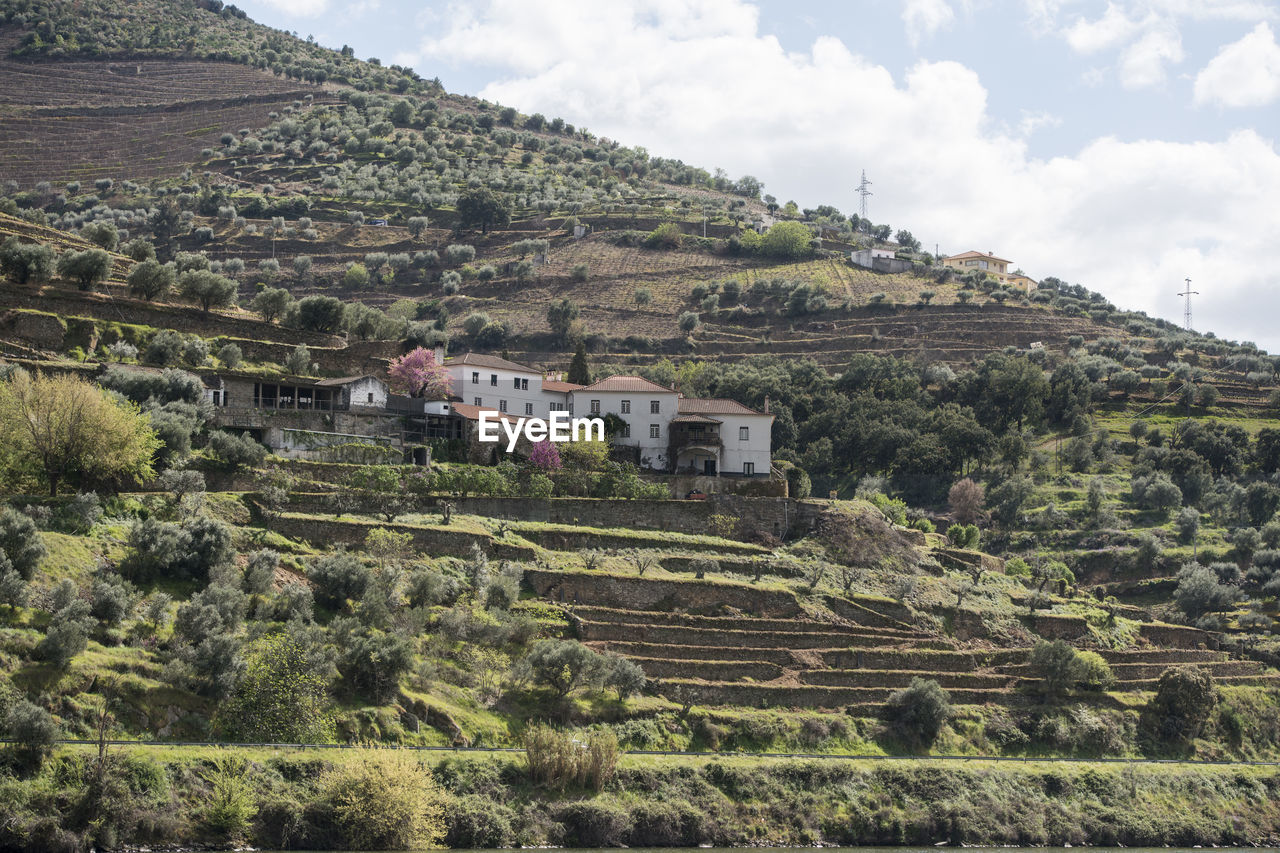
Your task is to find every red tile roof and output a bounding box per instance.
[451,403,525,424]
[678,397,771,416]
[671,413,723,424]
[943,250,1012,264]
[313,374,383,387]
[578,375,674,393]
[446,352,540,374]
[542,380,583,393]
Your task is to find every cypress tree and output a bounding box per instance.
[568,343,591,386]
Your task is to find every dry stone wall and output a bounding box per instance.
[525,568,802,617]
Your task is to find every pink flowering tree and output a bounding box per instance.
[529,439,562,472]
[387,347,450,398]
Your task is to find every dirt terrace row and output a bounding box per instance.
[0,57,315,107]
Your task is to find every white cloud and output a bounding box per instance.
[1017,109,1062,136]
[256,0,329,15]
[1063,3,1138,53]
[902,0,955,46]
[1052,1,1276,90]
[1117,24,1184,88]
[1194,22,1280,107]
[415,0,1280,349]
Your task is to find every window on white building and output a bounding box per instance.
[622,423,631,438]
[590,399,601,414]
[471,371,479,384]
[739,426,749,441]
[499,400,507,412]
[621,400,631,413]
[650,400,660,414]
[513,377,521,389]
[525,403,533,415]
[367,392,374,404]
[474,397,481,406]
[744,462,755,476]
[521,378,529,390]
[649,424,660,438]
[490,374,498,386]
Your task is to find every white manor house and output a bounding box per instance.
[443,353,775,477]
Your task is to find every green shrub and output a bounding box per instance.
[445,794,516,847]
[556,799,632,847]
[884,677,950,750]
[316,750,445,850]
[1147,665,1216,744]
[206,430,267,471]
[309,552,371,608]
[1030,639,1083,695]
[216,633,335,743]
[644,222,682,249]
[3,699,57,774]
[202,756,258,838]
[760,221,813,259]
[1075,650,1115,691]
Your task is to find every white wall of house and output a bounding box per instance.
[344,377,389,409]
[544,389,572,413]
[715,413,774,476]
[447,365,550,417]
[569,388,678,471]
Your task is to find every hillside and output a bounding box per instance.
[4,0,1280,849]
[0,0,1167,372]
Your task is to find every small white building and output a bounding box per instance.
[315,374,388,410]
[851,247,896,268]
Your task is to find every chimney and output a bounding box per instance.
[764,395,771,413]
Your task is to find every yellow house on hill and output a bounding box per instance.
[942,250,1035,291]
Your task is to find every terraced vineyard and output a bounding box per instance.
[0,53,331,186]
[570,599,1273,712]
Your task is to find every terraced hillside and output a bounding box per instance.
[525,565,1268,715]
[0,46,331,185]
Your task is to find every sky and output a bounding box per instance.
[237,0,1280,350]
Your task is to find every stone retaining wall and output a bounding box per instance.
[822,649,989,672]
[579,621,863,649]
[516,526,764,556]
[276,492,825,543]
[800,669,1016,689]
[525,568,802,617]
[270,513,534,560]
[631,657,783,682]
[821,595,917,632]
[571,605,899,636]
[1138,621,1218,649]
[653,679,1014,709]
[586,640,796,665]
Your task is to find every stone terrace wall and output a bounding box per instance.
[270,513,534,560]
[525,569,802,617]
[1139,622,1218,649]
[392,494,825,540]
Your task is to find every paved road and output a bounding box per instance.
[39,740,1280,767]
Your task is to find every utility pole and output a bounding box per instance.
[1178,277,1198,332]
[856,170,873,220]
